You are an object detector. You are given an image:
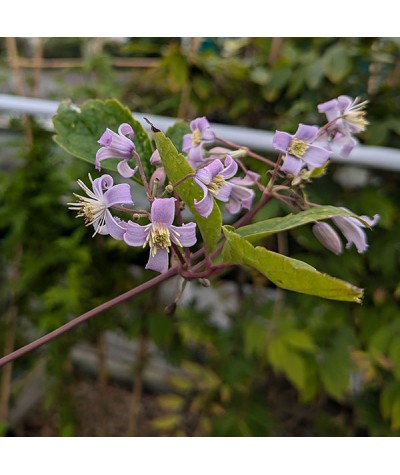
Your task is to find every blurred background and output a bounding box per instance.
[0,37,400,436]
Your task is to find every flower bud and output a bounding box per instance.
[149,167,166,192]
[150,149,162,166]
[198,278,211,287]
[164,302,177,316]
[312,222,343,255]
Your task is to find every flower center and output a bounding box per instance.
[69,197,106,226]
[192,128,202,147]
[207,174,226,195]
[288,139,309,159]
[148,222,172,256]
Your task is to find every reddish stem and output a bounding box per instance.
[0,266,179,368]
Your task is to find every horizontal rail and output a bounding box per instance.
[1,93,399,172]
[5,57,160,69]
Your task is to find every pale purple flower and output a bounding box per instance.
[225,171,260,214]
[96,123,138,178]
[273,124,332,176]
[332,212,379,253]
[312,222,343,255]
[149,149,166,190]
[124,197,197,274]
[183,117,216,169]
[68,174,133,239]
[193,156,238,218]
[317,96,368,157]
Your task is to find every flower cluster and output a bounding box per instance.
[70,123,198,274]
[272,95,369,176]
[69,96,378,276]
[182,117,260,218]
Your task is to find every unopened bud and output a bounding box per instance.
[150,149,162,166]
[164,302,177,316]
[312,222,343,255]
[149,167,166,192]
[198,278,211,287]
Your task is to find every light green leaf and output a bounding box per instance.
[153,129,222,250]
[236,205,363,242]
[222,227,363,302]
[53,98,154,183]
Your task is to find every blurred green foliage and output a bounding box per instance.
[1,37,400,436]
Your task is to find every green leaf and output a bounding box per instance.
[166,121,191,153]
[151,414,181,431]
[380,383,400,428]
[282,330,316,352]
[53,98,154,183]
[263,66,292,102]
[305,60,324,89]
[221,227,363,302]
[236,206,363,242]
[157,394,185,412]
[318,328,355,400]
[323,45,352,84]
[267,339,308,392]
[153,129,222,250]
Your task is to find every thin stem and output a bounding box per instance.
[233,190,273,229]
[111,205,150,218]
[234,158,266,193]
[0,266,179,369]
[133,150,152,201]
[174,191,191,265]
[171,173,195,189]
[216,136,276,167]
[171,242,187,267]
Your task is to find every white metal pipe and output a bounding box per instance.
[1,93,399,172]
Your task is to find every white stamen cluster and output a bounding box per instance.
[342,97,369,132]
[67,177,107,236]
[145,223,182,257]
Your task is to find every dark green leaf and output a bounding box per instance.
[53,98,154,183]
[166,122,191,153]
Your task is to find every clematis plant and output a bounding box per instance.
[0,94,381,368]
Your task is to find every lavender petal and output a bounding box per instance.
[170,223,197,247]
[146,248,169,274]
[151,197,176,225]
[124,221,149,247]
[103,183,133,207]
[280,154,303,176]
[272,131,292,153]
